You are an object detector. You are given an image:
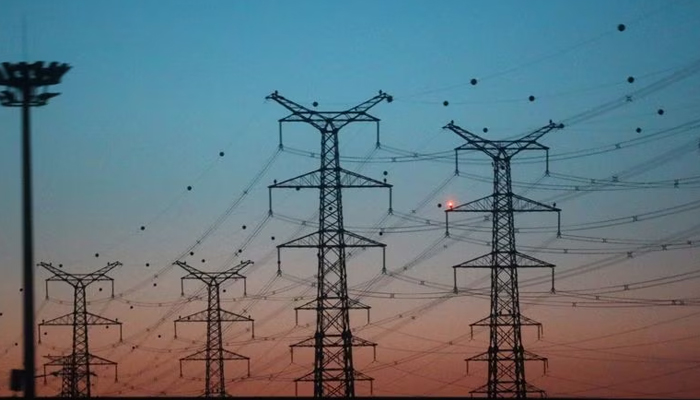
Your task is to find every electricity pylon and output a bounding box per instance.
[38,261,122,397]
[174,260,254,398]
[266,91,392,397]
[444,120,563,398]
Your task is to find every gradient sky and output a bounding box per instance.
[1,0,700,397]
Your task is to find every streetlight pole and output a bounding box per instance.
[1,61,70,398]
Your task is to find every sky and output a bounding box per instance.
[1,0,700,397]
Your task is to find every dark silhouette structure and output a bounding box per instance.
[38,262,122,397]
[266,91,392,397]
[1,61,70,398]
[444,120,563,398]
[174,260,253,397]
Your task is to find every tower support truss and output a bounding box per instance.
[174,260,253,397]
[444,120,563,398]
[267,91,392,397]
[38,261,122,397]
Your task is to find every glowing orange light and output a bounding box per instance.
[447,200,454,209]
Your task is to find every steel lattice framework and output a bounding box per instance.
[174,260,254,397]
[267,91,392,397]
[38,261,122,397]
[444,120,563,398]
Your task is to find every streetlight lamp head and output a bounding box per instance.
[0,61,70,107]
[37,92,60,102]
[0,89,17,106]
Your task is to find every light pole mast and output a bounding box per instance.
[1,61,71,398]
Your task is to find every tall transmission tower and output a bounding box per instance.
[38,261,122,397]
[266,90,392,397]
[174,260,254,398]
[444,120,563,398]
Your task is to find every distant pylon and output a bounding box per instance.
[267,91,392,397]
[444,120,563,398]
[38,261,122,397]
[174,260,254,398]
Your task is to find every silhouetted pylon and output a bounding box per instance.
[444,120,563,398]
[38,261,122,397]
[267,90,392,397]
[174,260,253,397]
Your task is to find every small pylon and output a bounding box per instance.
[38,261,122,397]
[174,260,253,398]
[444,120,563,398]
[266,91,392,397]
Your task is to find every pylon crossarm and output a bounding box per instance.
[86,352,117,366]
[219,349,250,361]
[37,262,69,283]
[338,168,392,188]
[224,259,253,275]
[270,168,391,191]
[513,251,555,268]
[277,231,320,248]
[469,315,491,328]
[466,352,489,362]
[349,298,371,311]
[523,349,548,363]
[343,91,392,115]
[511,194,560,213]
[351,336,376,348]
[454,141,501,159]
[43,262,118,287]
[444,122,499,157]
[85,312,121,326]
[352,336,378,361]
[447,194,493,213]
[265,90,316,119]
[181,348,208,361]
[468,315,492,339]
[295,297,370,311]
[175,309,209,323]
[512,121,564,148]
[343,230,386,248]
[82,261,121,284]
[218,309,253,323]
[350,298,372,324]
[174,261,210,282]
[216,261,252,284]
[39,312,75,326]
[43,354,70,366]
[290,337,315,362]
[453,253,493,269]
[290,337,315,349]
[265,91,324,129]
[521,315,545,339]
[270,169,323,189]
[353,370,374,382]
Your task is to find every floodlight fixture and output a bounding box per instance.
[0,61,70,107]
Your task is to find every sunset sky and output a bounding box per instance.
[1,0,700,397]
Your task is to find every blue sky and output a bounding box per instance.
[1,0,700,397]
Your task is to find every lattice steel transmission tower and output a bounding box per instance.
[266,91,392,397]
[444,120,563,398]
[174,260,254,398]
[38,261,122,397]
